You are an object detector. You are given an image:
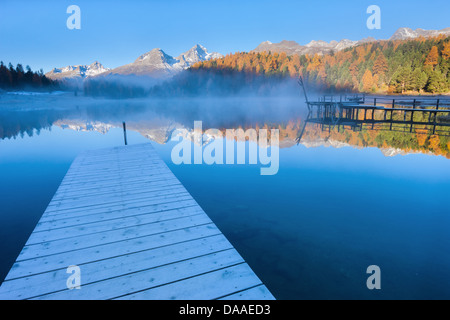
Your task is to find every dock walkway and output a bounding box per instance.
[0,143,274,300]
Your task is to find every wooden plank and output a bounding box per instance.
[32,205,203,234]
[59,167,171,186]
[38,198,198,224]
[33,250,245,300]
[18,214,213,261]
[219,285,274,300]
[62,160,169,177]
[29,209,205,245]
[52,178,182,201]
[54,173,177,194]
[43,193,193,217]
[0,235,233,300]
[114,263,268,300]
[46,186,188,211]
[35,200,199,229]
[5,224,222,280]
[0,143,274,300]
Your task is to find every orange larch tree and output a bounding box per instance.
[442,42,450,60]
[424,46,439,68]
[373,52,388,76]
[362,69,374,92]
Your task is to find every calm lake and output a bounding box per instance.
[0,92,449,299]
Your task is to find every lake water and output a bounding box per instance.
[0,93,449,299]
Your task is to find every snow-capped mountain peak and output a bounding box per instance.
[305,40,331,48]
[101,44,223,78]
[390,27,419,40]
[135,48,178,65]
[389,27,450,40]
[176,44,222,67]
[46,61,110,80]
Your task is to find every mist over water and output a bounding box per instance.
[82,67,327,100]
[0,90,311,140]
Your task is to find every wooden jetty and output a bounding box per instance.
[296,94,450,142]
[297,78,450,140]
[0,143,274,300]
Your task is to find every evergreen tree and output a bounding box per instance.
[411,68,428,92]
[390,66,413,93]
[426,68,448,93]
[0,61,58,90]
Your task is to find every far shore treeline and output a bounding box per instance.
[1,36,450,97]
[0,62,59,91]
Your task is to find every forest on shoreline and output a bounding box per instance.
[2,36,450,97]
[0,62,59,91]
[191,36,450,95]
[83,35,450,98]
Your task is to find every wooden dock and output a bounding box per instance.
[0,143,274,300]
[297,96,450,141]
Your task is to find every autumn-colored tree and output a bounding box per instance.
[307,54,321,72]
[424,46,439,68]
[372,73,380,88]
[372,52,388,82]
[415,129,428,146]
[428,135,441,152]
[264,57,278,73]
[362,69,374,92]
[255,63,263,74]
[442,42,450,60]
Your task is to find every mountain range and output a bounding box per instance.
[389,27,450,40]
[45,27,450,81]
[46,44,222,81]
[251,38,375,56]
[45,61,110,80]
[251,27,450,56]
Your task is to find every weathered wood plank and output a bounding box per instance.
[18,214,213,261]
[54,173,177,194]
[0,235,233,300]
[36,201,199,229]
[52,178,182,201]
[38,198,198,224]
[5,224,222,280]
[219,285,275,300]
[43,193,193,217]
[114,263,266,300]
[32,205,203,235]
[46,186,188,211]
[33,250,245,300]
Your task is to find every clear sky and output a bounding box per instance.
[1,0,449,72]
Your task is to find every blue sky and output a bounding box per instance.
[1,0,449,72]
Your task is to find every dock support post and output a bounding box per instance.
[123,122,128,146]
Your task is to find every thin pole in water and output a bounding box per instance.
[123,122,128,145]
[298,76,309,104]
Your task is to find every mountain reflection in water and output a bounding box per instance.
[1,94,449,158]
